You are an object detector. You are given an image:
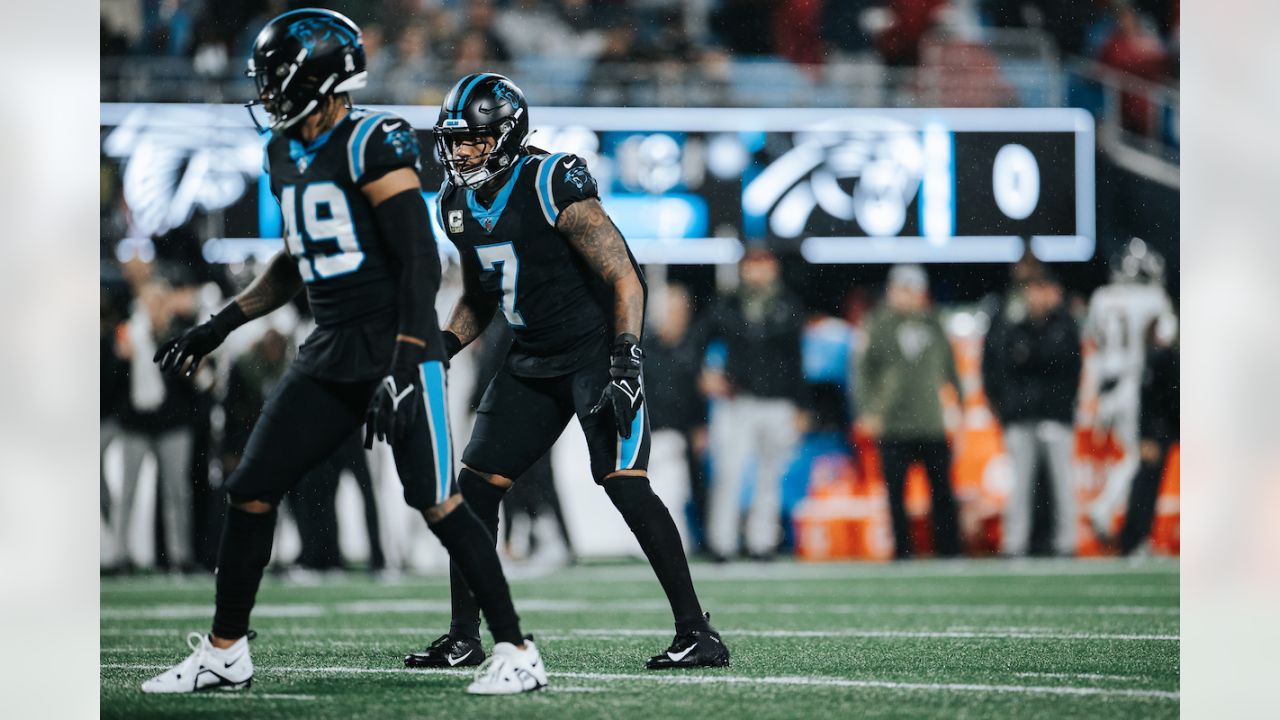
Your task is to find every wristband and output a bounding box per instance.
[443,330,464,360]
[390,338,428,372]
[209,302,249,340]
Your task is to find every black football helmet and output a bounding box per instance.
[434,73,530,188]
[245,9,367,134]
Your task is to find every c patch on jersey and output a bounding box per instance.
[448,210,464,233]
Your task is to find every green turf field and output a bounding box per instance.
[101,558,1179,719]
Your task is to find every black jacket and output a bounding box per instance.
[982,304,1082,425]
[645,331,707,432]
[696,288,807,405]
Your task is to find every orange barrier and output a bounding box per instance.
[793,329,1180,560]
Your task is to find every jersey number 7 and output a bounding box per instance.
[475,242,526,327]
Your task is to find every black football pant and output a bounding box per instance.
[1118,441,1173,555]
[226,365,452,509]
[879,438,962,558]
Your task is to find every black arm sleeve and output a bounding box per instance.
[373,189,445,364]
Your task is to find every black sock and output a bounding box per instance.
[431,501,523,646]
[448,468,506,641]
[602,475,709,634]
[211,504,277,640]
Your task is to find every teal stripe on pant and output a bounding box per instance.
[418,361,453,505]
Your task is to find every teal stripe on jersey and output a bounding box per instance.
[536,153,568,225]
[346,112,386,182]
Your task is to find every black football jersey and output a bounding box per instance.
[264,107,422,380]
[437,151,643,377]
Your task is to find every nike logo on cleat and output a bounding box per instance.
[446,650,473,666]
[224,657,240,668]
[383,122,403,132]
[667,644,697,662]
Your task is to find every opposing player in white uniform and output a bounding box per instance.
[1082,238,1177,541]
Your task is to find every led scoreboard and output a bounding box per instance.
[101,104,1094,265]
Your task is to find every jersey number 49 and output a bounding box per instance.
[280,182,366,282]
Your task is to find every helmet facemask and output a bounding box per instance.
[435,116,523,189]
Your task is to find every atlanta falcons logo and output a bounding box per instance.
[102,106,265,238]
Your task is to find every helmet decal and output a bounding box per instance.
[286,17,359,51]
[435,74,531,189]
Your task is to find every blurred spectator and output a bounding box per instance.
[983,268,1082,557]
[876,0,948,66]
[288,432,384,572]
[146,0,201,57]
[855,264,962,559]
[501,452,577,566]
[690,46,734,106]
[459,1,511,62]
[774,0,826,66]
[801,313,857,433]
[981,0,1102,57]
[110,278,200,571]
[645,283,711,552]
[222,328,290,474]
[102,0,144,52]
[1097,2,1170,132]
[701,247,807,561]
[101,288,130,550]
[362,23,391,76]
[821,0,876,55]
[586,22,642,105]
[1117,328,1178,555]
[495,0,592,62]
[710,0,775,56]
[385,23,440,98]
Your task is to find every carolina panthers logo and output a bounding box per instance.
[383,128,420,160]
[742,116,925,238]
[287,18,358,51]
[564,165,591,192]
[491,82,521,111]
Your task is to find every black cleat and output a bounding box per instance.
[645,613,730,669]
[404,634,486,668]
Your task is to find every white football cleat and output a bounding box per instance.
[141,632,254,693]
[466,637,548,695]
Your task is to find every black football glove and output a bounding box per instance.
[365,342,426,448]
[590,333,644,439]
[153,304,247,377]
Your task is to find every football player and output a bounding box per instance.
[403,73,730,671]
[142,10,545,696]
[1082,238,1178,544]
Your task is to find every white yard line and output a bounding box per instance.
[1015,672,1145,681]
[100,663,1177,701]
[98,559,1179,596]
[102,604,326,620]
[562,628,1179,642]
[101,598,1177,621]
[101,626,1178,643]
[191,693,317,701]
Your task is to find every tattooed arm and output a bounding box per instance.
[556,198,644,338]
[444,250,499,351]
[233,250,304,319]
[153,249,301,376]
